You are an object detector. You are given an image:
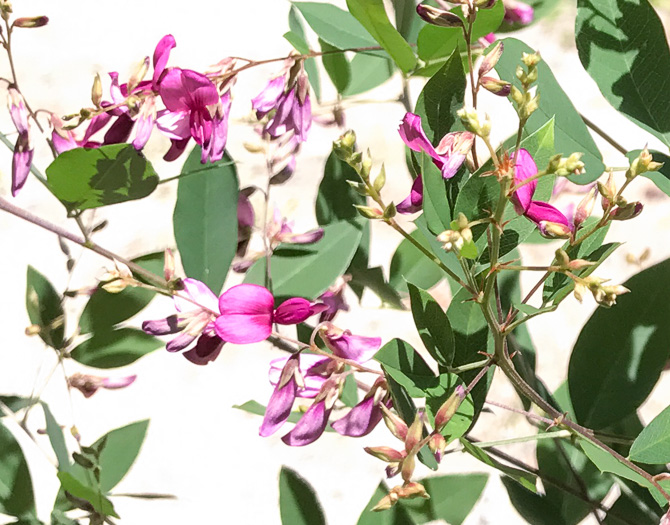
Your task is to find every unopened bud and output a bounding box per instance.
[13,16,48,28]
[91,74,102,108]
[546,154,562,174]
[594,284,630,308]
[398,482,430,500]
[405,412,424,453]
[380,404,408,441]
[434,385,465,431]
[480,76,512,97]
[164,248,176,282]
[400,452,416,482]
[519,94,539,120]
[373,166,386,192]
[372,492,398,511]
[567,258,595,271]
[25,324,41,336]
[598,172,617,210]
[479,42,504,77]
[573,281,588,303]
[510,85,523,106]
[627,148,664,179]
[364,446,405,463]
[521,51,541,68]
[573,186,597,228]
[610,201,643,221]
[360,157,372,180]
[555,248,570,269]
[383,202,397,220]
[416,4,464,28]
[457,107,491,138]
[474,0,497,8]
[540,221,572,239]
[428,433,447,462]
[128,56,150,93]
[355,205,383,220]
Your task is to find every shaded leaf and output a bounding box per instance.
[288,6,322,101]
[42,403,69,472]
[630,403,670,464]
[407,283,454,367]
[57,472,118,518]
[279,467,326,525]
[389,229,444,294]
[0,421,35,517]
[26,266,65,349]
[462,439,537,492]
[70,327,162,369]
[320,39,351,93]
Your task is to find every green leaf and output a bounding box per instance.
[412,473,488,525]
[320,39,351,93]
[375,338,436,396]
[346,0,416,73]
[579,439,666,506]
[568,258,670,429]
[447,287,489,368]
[279,467,326,525]
[407,283,454,367]
[576,0,670,148]
[70,327,162,368]
[502,476,565,525]
[542,221,615,305]
[57,472,118,518]
[393,0,421,44]
[630,403,670,464]
[288,6,321,101]
[78,251,164,334]
[0,421,36,517]
[316,152,364,225]
[42,403,69,472]
[389,229,444,294]
[627,149,670,197]
[348,265,404,309]
[46,144,158,210]
[173,148,238,295]
[26,265,65,349]
[244,220,363,300]
[462,439,538,492]
[496,38,604,183]
[603,488,662,525]
[343,52,394,97]
[293,2,377,49]
[233,401,335,433]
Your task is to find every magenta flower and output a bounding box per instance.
[396,175,424,215]
[511,149,573,238]
[260,353,332,437]
[503,0,534,25]
[319,323,382,363]
[68,372,136,398]
[282,377,340,447]
[142,278,223,364]
[399,113,474,179]
[332,378,390,437]
[267,208,324,245]
[214,284,326,344]
[318,276,351,322]
[7,87,33,196]
[252,63,312,143]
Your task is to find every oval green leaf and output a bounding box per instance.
[279,466,326,525]
[407,283,454,367]
[70,327,162,369]
[26,265,65,349]
[630,403,670,464]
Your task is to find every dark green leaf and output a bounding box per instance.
[348,265,404,309]
[173,148,238,295]
[568,258,670,429]
[447,287,489,368]
[78,252,164,334]
[42,403,69,472]
[279,466,326,525]
[346,0,416,73]
[627,149,670,197]
[576,0,670,148]
[343,52,394,97]
[293,2,377,49]
[0,421,36,517]
[57,472,118,518]
[0,396,36,416]
[418,473,488,524]
[496,38,604,183]
[502,476,565,525]
[26,266,65,349]
[288,6,322,101]
[630,403,670,464]
[389,229,444,294]
[604,489,662,525]
[46,144,158,210]
[320,39,351,93]
[316,152,364,225]
[393,0,421,43]
[375,338,436,397]
[462,439,537,492]
[70,327,162,369]
[244,220,363,300]
[407,283,454,367]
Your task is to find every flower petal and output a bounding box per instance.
[11,134,32,197]
[174,278,219,314]
[511,148,538,214]
[153,34,176,88]
[142,315,181,335]
[525,200,571,228]
[281,400,331,446]
[322,328,381,364]
[274,298,327,325]
[159,68,219,113]
[101,375,137,389]
[269,354,330,398]
[398,113,439,160]
[331,396,384,437]
[396,175,423,214]
[215,284,274,344]
[251,76,285,118]
[182,333,224,365]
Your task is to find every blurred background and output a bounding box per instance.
[2,0,670,523]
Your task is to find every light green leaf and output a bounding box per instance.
[293,2,377,49]
[173,148,238,295]
[389,229,444,293]
[42,403,69,472]
[462,439,537,492]
[630,403,670,464]
[57,472,118,518]
[320,39,351,94]
[346,0,416,73]
[279,467,326,525]
[627,149,670,197]
[343,52,394,97]
[46,144,158,210]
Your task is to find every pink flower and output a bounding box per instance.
[214,284,326,344]
[511,149,573,238]
[68,372,136,398]
[319,323,382,363]
[318,276,350,322]
[142,278,224,364]
[396,175,423,214]
[398,113,474,179]
[267,208,324,245]
[282,377,340,446]
[7,88,33,196]
[503,0,534,25]
[332,378,389,437]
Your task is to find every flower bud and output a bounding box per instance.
[364,446,405,463]
[13,16,48,28]
[540,221,572,239]
[573,186,597,228]
[627,148,664,179]
[355,205,383,220]
[428,433,447,462]
[380,404,408,441]
[128,57,150,94]
[598,172,617,210]
[91,73,103,108]
[360,157,372,180]
[480,76,512,96]
[434,385,465,431]
[519,94,540,120]
[457,107,491,138]
[405,412,424,453]
[510,85,523,106]
[25,324,41,336]
[573,281,587,303]
[479,41,504,77]
[555,248,570,269]
[416,4,464,28]
[372,492,398,511]
[610,201,643,221]
[567,258,595,271]
[164,248,176,282]
[521,51,541,68]
[398,482,430,500]
[400,452,416,482]
[594,284,629,308]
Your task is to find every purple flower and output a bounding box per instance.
[252,76,286,118]
[332,378,389,437]
[142,278,223,364]
[318,276,351,322]
[398,113,474,179]
[319,323,382,363]
[511,149,573,238]
[68,372,136,398]
[7,88,33,196]
[503,0,534,25]
[214,284,326,344]
[396,175,423,214]
[267,208,324,245]
[282,377,340,447]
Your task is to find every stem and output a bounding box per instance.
[448,358,490,374]
[485,399,554,426]
[464,20,480,170]
[157,161,237,185]
[581,113,628,156]
[0,196,166,289]
[472,429,571,449]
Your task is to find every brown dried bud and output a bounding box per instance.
[479,41,504,77]
[416,4,464,28]
[13,16,48,28]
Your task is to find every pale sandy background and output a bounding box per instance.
[2,1,670,524]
